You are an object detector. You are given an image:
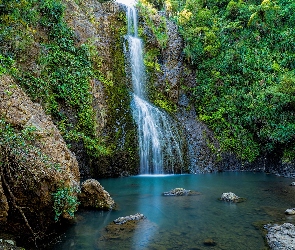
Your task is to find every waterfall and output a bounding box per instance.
[121,2,185,174]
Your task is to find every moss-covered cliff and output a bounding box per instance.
[1,0,139,178]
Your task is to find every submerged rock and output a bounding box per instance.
[163,188,200,196]
[98,213,157,247]
[285,208,295,215]
[265,223,295,250]
[113,213,145,225]
[0,239,23,250]
[220,192,244,202]
[203,238,217,246]
[78,179,115,210]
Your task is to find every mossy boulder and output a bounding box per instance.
[0,75,80,240]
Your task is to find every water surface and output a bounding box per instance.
[53,173,295,250]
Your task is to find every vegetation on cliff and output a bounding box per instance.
[0,0,109,161]
[137,0,180,114]
[0,0,140,177]
[143,0,295,163]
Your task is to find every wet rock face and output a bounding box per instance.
[78,179,115,210]
[155,20,184,103]
[63,0,126,137]
[176,103,219,173]
[62,0,115,176]
[140,11,221,174]
[0,75,80,237]
[63,0,138,178]
[265,223,295,250]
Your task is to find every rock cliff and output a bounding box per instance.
[139,9,220,173]
[63,0,138,177]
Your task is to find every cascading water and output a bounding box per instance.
[121,2,185,174]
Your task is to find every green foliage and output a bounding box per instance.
[153,92,177,113]
[52,186,79,221]
[170,0,295,161]
[39,0,65,26]
[144,48,161,72]
[0,54,17,76]
[137,0,168,48]
[0,119,37,152]
[0,0,110,159]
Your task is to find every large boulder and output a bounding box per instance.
[78,179,115,210]
[0,239,23,250]
[0,75,80,239]
[113,213,146,225]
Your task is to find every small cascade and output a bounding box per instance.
[121,1,185,174]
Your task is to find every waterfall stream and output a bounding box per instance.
[122,2,184,174]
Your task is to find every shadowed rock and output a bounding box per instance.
[78,179,115,210]
[203,238,217,246]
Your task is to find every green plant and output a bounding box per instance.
[52,186,79,221]
[144,48,161,72]
[137,0,168,48]
[0,54,17,76]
